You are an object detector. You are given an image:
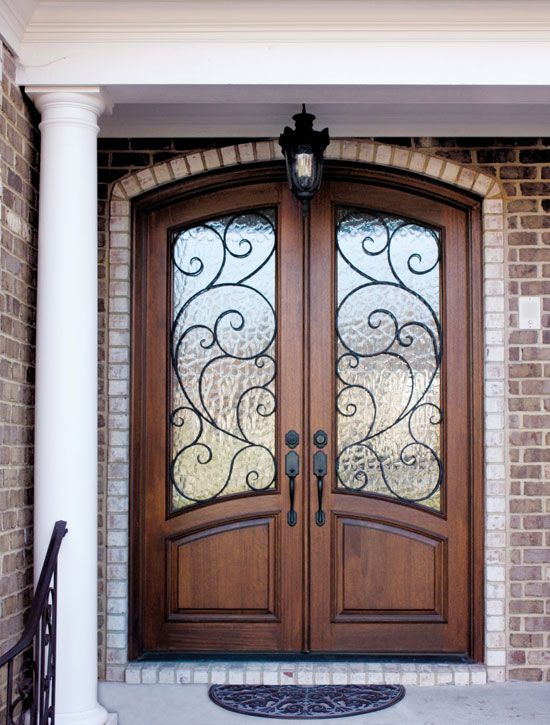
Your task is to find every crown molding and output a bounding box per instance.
[0,0,38,54]
[22,0,550,44]
[22,27,550,45]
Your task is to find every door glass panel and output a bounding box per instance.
[335,207,443,511]
[170,209,277,511]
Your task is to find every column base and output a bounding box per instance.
[55,704,116,725]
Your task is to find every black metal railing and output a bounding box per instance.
[0,521,67,725]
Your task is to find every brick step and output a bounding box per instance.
[124,661,488,687]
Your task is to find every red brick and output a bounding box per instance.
[522,380,550,395]
[510,330,539,344]
[508,650,527,664]
[525,617,550,631]
[525,583,550,597]
[509,199,538,212]
[510,466,542,481]
[509,668,543,681]
[510,600,544,613]
[510,532,542,546]
[524,549,550,563]
[518,247,550,261]
[509,430,542,446]
[522,348,550,361]
[524,415,550,428]
[510,364,542,379]
[508,231,538,245]
[512,503,544,520]
[509,264,538,278]
[527,651,550,665]
[510,566,543,581]
[523,515,550,529]
[510,634,544,648]
[521,281,550,294]
[509,398,541,411]
[524,450,550,463]
[524,482,550,496]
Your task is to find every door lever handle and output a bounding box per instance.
[313,450,327,526]
[285,450,299,526]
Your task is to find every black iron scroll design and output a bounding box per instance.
[0,521,67,725]
[209,684,406,719]
[170,209,277,510]
[335,207,443,509]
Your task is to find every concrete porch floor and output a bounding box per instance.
[99,681,550,724]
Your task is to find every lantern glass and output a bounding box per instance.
[294,149,315,187]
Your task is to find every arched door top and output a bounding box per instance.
[110,140,503,205]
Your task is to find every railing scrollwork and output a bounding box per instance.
[0,521,67,724]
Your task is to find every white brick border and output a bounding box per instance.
[104,140,507,683]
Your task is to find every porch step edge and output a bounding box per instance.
[123,661,488,686]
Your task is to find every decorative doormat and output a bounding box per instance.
[208,684,405,719]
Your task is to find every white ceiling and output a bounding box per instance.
[6,1,550,136]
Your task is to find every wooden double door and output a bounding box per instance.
[131,168,483,659]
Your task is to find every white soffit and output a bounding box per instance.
[98,86,550,137]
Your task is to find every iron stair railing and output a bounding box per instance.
[0,521,67,725]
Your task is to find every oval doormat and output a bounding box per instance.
[208,684,405,719]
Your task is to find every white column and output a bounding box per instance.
[27,87,112,725]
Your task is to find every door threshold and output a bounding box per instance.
[139,652,473,664]
[123,659,488,687]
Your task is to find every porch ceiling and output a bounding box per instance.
[98,86,550,137]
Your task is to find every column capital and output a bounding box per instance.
[25,86,112,131]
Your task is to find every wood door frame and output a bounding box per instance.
[128,161,484,661]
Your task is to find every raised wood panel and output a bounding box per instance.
[335,516,447,622]
[169,517,276,619]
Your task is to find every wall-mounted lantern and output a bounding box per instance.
[279,105,330,215]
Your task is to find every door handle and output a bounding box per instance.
[313,450,327,526]
[285,450,299,526]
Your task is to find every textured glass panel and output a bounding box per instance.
[170,209,276,511]
[336,207,442,510]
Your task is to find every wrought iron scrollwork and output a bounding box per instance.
[0,521,66,725]
[170,209,277,510]
[335,207,443,510]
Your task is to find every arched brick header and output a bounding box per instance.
[109,140,502,202]
[105,141,508,684]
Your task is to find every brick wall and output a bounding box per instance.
[0,42,39,655]
[417,138,550,680]
[95,137,548,682]
[97,138,242,676]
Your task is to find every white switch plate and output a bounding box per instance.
[518,296,541,329]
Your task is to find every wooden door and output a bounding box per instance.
[133,181,306,653]
[308,179,482,655]
[131,168,483,658]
